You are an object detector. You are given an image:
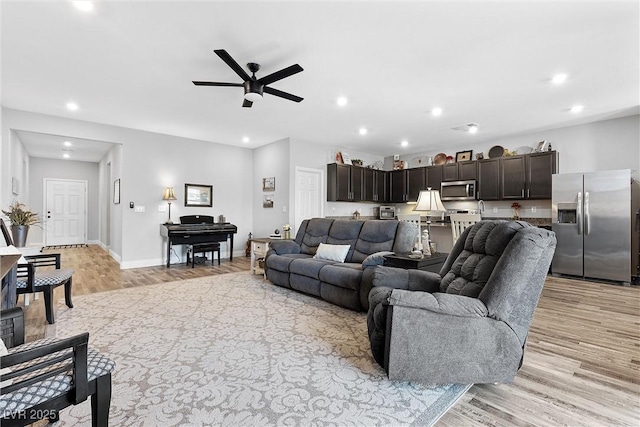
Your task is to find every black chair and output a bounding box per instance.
[0,307,115,426]
[1,221,74,324]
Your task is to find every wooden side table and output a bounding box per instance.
[383,252,449,273]
[250,238,288,277]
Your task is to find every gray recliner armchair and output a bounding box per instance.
[367,220,556,384]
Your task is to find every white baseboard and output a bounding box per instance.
[119,250,246,270]
[109,249,122,264]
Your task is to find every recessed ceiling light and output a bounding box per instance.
[431,107,443,116]
[64,141,72,147]
[242,136,250,143]
[468,124,479,134]
[570,105,584,113]
[401,140,409,147]
[73,1,94,12]
[358,127,368,135]
[63,153,70,159]
[336,97,348,107]
[552,73,568,85]
[66,102,79,111]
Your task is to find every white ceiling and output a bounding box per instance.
[2,1,639,162]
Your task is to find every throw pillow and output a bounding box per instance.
[313,243,351,263]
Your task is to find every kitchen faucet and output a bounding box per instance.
[477,200,485,215]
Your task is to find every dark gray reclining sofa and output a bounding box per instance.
[265,218,417,311]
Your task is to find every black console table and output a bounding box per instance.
[384,252,449,274]
[160,222,237,267]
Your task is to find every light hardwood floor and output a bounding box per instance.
[17,245,640,426]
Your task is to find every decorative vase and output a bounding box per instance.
[284,230,291,240]
[11,225,29,247]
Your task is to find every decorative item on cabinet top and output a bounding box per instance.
[433,153,447,165]
[455,150,473,162]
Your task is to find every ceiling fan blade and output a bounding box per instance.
[258,64,303,86]
[242,99,253,108]
[214,49,251,82]
[192,81,243,87]
[263,86,303,103]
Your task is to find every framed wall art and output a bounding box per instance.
[263,195,274,208]
[185,183,213,207]
[455,150,473,162]
[113,179,120,204]
[263,177,275,192]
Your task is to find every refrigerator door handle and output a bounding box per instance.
[577,191,583,235]
[584,191,590,235]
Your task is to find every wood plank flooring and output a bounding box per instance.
[16,245,640,426]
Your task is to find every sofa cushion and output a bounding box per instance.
[352,220,399,262]
[290,258,336,279]
[265,253,312,273]
[319,263,363,291]
[313,243,351,263]
[326,220,364,262]
[300,218,334,255]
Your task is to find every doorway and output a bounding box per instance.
[294,167,324,232]
[44,178,88,246]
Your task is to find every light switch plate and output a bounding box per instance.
[493,207,498,213]
[158,205,166,212]
[134,206,145,213]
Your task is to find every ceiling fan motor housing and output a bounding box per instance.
[244,80,264,100]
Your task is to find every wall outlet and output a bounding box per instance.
[158,205,166,212]
[531,206,537,213]
[134,206,145,213]
[493,207,498,213]
[282,205,287,213]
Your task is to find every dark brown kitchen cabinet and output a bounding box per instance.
[442,163,458,182]
[388,170,408,203]
[500,151,557,199]
[407,168,426,202]
[477,158,500,200]
[426,166,442,192]
[327,163,363,201]
[363,168,388,202]
[458,161,478,180]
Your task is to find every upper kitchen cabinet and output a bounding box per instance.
[388,170,408,203]
[363,168,388,202]
[407,168,426,202]
[500,151,558,199]
[327,163,363,201]
[477,158,500,200]
[442,163,458,182]
[442,161,477,182]
[426,166,442,192]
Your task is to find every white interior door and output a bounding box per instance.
[45,179,87,246]
[294,167,323,233]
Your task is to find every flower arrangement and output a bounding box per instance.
[2,201,40,226]
[511,202,521,220]
[282,224,291,239]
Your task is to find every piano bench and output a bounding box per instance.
[187,243,221,268]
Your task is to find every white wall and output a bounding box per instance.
[28,157,100,245]
[252,138,289,238]
[1,108,252,268]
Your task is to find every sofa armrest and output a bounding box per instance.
[268,240,301,255]
[361,251,394,268]
[389,289,488,318]
[370,266,441,292]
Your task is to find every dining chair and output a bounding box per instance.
[450,213,482,245]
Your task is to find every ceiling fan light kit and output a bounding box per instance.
[193,49,303,108]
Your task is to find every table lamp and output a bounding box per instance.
[162,187,177,224]
[413,188,446,255]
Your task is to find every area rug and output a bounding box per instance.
[50,272,471,426]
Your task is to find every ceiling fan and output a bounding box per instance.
[193,49,304,108]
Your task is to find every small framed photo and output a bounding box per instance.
[113,179,120,204]
[535,140,548,152]
[185,183,213,207]
[455,150,473,162]
[263,194,274,208]
[263,177,275,192]
[341,152,352,165]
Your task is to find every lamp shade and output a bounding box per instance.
[413,188,446,215]
[162,187,177,201]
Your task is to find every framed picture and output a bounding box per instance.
[455,150,473,162]
[263,194,274,208]
[113,179,120,204]
[263,177,275,192]
[535,140,548,152]
[341,152,352,165]
[184,183,213,207]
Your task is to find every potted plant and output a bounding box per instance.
[2,201,40,247]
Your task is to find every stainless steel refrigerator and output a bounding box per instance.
[552,169,631,284]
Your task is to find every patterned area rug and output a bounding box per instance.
[51,272,471,426]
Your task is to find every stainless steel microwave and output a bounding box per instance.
[440,180,476,201]
[379,206,396,219]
